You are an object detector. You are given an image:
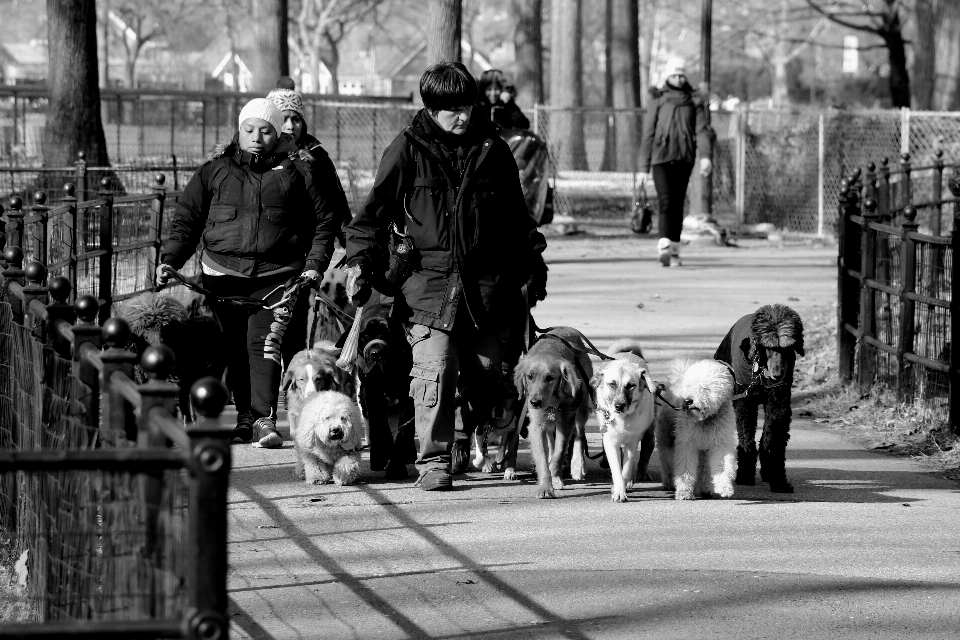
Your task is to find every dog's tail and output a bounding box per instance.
[313,339,341,356]
[608,337,645,360]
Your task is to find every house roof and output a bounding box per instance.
[2,42,47,67]
[383,40,492,79]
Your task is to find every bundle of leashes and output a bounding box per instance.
[336,264,365,373]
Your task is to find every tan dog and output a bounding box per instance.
[590,338,658,502]
[655,359,738,500]
[282,340,356,480]
[513,327,593,499]
[295,390,364,485]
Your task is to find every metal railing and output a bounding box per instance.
[836,164,959,429]
[0,248,231,638]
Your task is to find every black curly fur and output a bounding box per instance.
[715,304,804,493]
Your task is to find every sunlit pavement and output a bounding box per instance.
[224,239,960,640]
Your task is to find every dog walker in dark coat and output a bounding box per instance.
[714,304,804,493]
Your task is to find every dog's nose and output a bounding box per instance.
[683,398,695,411]
[329,427,344,440]
[530,398,543,408]
[614,402,626,412]
[363,339,388,361]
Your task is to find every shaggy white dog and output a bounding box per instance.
[591,338,658,503]
[655,359,738,500]
[295,390,364,486]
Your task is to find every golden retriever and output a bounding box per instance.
[590,338,658,502]
[513,327,593,498]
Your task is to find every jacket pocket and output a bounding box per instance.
[263,206,289,225]
[409,362,439,408]
[209,206,237,222]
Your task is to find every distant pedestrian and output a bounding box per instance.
[476,69,530,130]
[637,57,713,267]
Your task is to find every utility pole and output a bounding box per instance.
[700,0,713,217]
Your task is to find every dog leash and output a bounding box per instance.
[156,266,308,311]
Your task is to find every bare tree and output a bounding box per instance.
[933,0,960,110]
[911,0,938,110]
[638,0,657,98]
[610,0,640,170]
[248,0,286,93]
[427,0,462,64]
[45,0,110,167]
[549,0,587,170]
[512,0,544,107]
[806,0,911,107]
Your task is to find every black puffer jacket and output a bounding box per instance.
[638,83,713,172]
[161,134,350,275]
[345,110,547,330]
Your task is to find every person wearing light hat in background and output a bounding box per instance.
[266,76,352,369]
[637,56,714,267]
[156,97,350,447]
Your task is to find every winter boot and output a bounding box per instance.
[254,416,283,449]
[657,237,671,267]
[669,241,683,267]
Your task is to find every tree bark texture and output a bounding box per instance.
[549,0,587,171]
[249,0,285,93]
[912,0,939,110]
[638,0,656,103]
[427,0,462,64]
[610,0,640,171]
[45,0,109,167]
[512,0,544,108]
[884,27,911,108]
[600,0,616,171]
[278,0,289,77]
[934,0,960,110]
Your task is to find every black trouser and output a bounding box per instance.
[652,161,694,242]
[202,272,297,420]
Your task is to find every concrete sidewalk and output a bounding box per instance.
[225,240,960,639]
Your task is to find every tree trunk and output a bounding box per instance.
[125,56,137,90]
[600,0,616,171]
[770,0,791,107]
[611,0,639,171]
[278,0,289,76]
[321,41,341,95]
[912,0,939,110]
[549,0,587,171]
[249,0,284,93]
[639,0,656,101]
[427,0,461,64]
[884,27,911,108]
[513,0,544,108]
[44,0,109,167]
[934,0,960,110]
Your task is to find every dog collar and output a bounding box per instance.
[597,407,612,432]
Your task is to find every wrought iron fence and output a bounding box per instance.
[836,164,958,428]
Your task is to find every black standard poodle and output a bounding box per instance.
[714,303,804,493]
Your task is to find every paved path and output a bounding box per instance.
[225,237,960,639]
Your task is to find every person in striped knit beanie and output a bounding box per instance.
[267,77,324,157]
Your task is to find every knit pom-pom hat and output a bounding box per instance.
[238,98,283,135]
[267,76,305,119]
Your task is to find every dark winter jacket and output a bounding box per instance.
[160,133,351,276]
[345,109,547,331]
[638,83,713,172]
[476,100,531,131]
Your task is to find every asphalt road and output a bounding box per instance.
[225,236,960,639]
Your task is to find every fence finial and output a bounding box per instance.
[903,205,918,223]
[4,247,23,269]
[75,294,99,323]
[99,177,111,191]
[101,317,131,348]
[24,261,46,285]
[863,198,878,215]
[33,191,46,206]
[141,344,176,380]
[77,151,86,161]
[155,173,166,186]
[191,377,229,419]
[48,276,71,303]
[9,195,22,211]
[64,183,76,198]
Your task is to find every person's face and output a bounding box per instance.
[485,84,501,104]
[667,73,686,88]
[281,110,304,140]
[430,106,472,135]
[239,118,279,154]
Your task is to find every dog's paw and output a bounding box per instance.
[502,467,517,481]
[611,488,629,503]
[716,486,735,499]
[333,456,361,486]
[624,480,635,490]
[551,476,565,491]
[674,488,695,500]
[293,461,306,479]
[307,474,332,485]
[536,482,556,499]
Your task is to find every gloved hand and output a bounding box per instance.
[636,171,651,185]
[526,260,548,306]
[699,157,713,177]
[155,264,172,288]
[344,264,371,306]
[300,269,321,289]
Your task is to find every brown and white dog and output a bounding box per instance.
[513,327,593,499]
[590,338,658,502]
[295,390,364,485]
[282,340,356,480]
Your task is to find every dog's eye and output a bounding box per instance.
[527,372,535,380]
[607,381,617,388]
[624,383,635,390]
[544,375,554,383]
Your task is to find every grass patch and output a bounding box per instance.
[792,304,960,481]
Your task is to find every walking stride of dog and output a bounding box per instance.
[714,303,805,493]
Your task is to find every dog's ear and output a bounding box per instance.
[739,337,754,361]
[589,371,603,392]
[638,368,658,394]
[281,368,296,393]
[513,357,529,395]
[793,334,805,357]
[558,361,580,401]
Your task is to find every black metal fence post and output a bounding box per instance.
[75,151,88,201]
[98,317,139,445]
[97,178,114,325]
[858,197,878,392]
[72,295,103,432]
[948,169,960,433]
[21,261,49,341]
[185,378,231,640]
[5,196,24,248]
[2,246,26,324]
[837,179,858,382]
[877,157,890,219]
[62,183,78,287]
[897,205,919,402]
[45,276,76,359]
[900,152,912,214]
[931,150,944,236]
[30,190,48,265]
[151,174,166,274]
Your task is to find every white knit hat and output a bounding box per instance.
[266,77,305,118]
[663,56,687,79]
[238,98,283,135]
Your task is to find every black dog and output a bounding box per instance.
[338,301,416,479]
[714,303,804,493]
[121,292,226,422]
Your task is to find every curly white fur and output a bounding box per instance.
[655,359,738,500]
[295,390,364,486]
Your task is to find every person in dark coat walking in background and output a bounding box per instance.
[476,69,531,130]
[638,57,714,267]
[156,98,349,448]
[266,76,352,369]
[344,61,548,491]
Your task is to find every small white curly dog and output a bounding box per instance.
[295,390,364,486]
[590,338,658,503]
[655,359,738,500]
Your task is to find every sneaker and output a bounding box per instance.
[230,410,255,444]
[254,417,283,449]
[417,468,453,491]
[450,440,470,475]
[669,254,683,267]
[657,238,671,267]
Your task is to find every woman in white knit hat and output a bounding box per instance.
[156,97,351,447]
[638,56,714,267]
